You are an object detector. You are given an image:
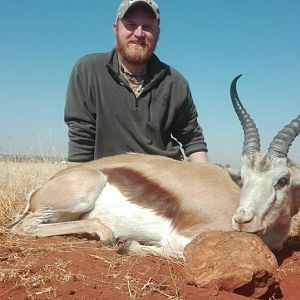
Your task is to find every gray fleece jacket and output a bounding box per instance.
[64,49,207,162]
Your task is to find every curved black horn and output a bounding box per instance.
[267,115,300,158]
[230,74,260,156]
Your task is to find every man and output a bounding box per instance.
[65,0,208,163]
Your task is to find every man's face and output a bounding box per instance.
[114,5,160,65]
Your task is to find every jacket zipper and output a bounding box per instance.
[134,97,139,111]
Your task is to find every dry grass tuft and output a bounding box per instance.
[0,160,65,227]
[0,189,22,227]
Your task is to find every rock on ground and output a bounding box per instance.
[183,231,279,298]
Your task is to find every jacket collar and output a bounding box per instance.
[106,48,169,90]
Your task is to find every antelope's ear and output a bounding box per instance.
[290,166,300,186]
[290,165,300,215]
[227,167,242,187]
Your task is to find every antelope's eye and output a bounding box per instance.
[277,177,289,188]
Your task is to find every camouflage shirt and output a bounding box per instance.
[119,66,147,98]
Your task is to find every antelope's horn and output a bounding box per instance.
[230,74,260,156]
[267,115,300,158]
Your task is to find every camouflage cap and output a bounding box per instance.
[116,0,160,22]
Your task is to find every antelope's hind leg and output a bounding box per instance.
[12,217,115,245]
[11,167,115,245]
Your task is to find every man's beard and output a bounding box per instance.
[116,36,156,65]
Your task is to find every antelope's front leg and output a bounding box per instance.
[117,239,184,259]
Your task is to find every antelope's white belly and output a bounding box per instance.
[82,183,182,245]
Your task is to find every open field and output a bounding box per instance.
[0,159,300,299]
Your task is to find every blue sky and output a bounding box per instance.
[0,0,299,166]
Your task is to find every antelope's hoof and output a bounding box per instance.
[116,239,141,255]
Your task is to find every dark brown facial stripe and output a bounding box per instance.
[258,155,272,172]
[101,167,202,233]
[102,167,180,221]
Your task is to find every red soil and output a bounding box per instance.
[0,234,299,300]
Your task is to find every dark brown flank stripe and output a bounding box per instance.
[101,167,201,231]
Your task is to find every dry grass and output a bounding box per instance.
[0,160,66,227]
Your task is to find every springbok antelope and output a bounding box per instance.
[11,75,300,258]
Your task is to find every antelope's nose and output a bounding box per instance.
[233,208,254,224]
